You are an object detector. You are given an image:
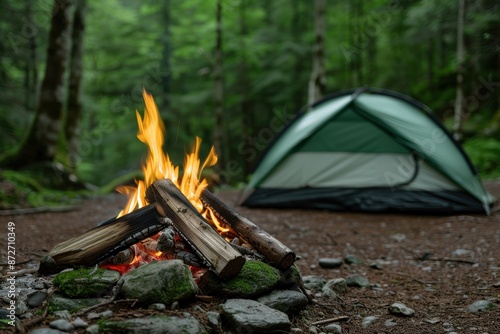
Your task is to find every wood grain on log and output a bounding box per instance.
[146,179,245,279]
[201,189,296,269]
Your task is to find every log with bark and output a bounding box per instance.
[201,189,296,269]
[146,179,245,279]
[38,204,166,275]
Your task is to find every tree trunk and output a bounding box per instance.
[160,0,170,110]
[65,0,86,172]
[214,0,225,174]
[239,0,252,176]
[4,0,73,167]
[453,0,465,142]
[308,0,326,107]
[24,2,38,112]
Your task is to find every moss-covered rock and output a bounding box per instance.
[119,260,197,305]
[48,294,107,313]
[278,264,302,289]
[53,268,119,298]
[98,315,207,334]
[199,260,281,298]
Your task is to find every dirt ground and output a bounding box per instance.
[2,180,500,333]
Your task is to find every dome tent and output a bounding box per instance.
[242,88,494,214]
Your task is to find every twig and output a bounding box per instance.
[0,205,79,216]
[0,268,39,279]
[311,316,350,326]
[74,298,138,316]
[426,257,477,265]
[379,270,437,285]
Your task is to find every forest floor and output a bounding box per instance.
[2,180,500,333]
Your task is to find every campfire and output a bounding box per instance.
[39,90,295,282]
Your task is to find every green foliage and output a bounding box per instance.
[0,0,498,187]
[463,137,500,179]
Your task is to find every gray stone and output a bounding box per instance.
[467,300,497,312]
[220,299,291,334]
[148,303,166,311]
[321,284,337,299]
[30,329,65,334]
[323,323,342,333]
[206,311,220,328]
[257,290,309,314]
[49,319,74,332]
[99,315,207,334]
[369,262,383,270]
[318,258,343,269]
[362,316,378,328]
[27,290,48,308]
[120,260,197,305]
[48,295,107,313]
[72,317,89,328]
[324,278,347,294]
[53,310,72,320]
[344,254,363,265]
[87,310,113,320]
[345,274,369,287]
[384,319,397,327]
[15,300,29,315]
[85,324,99,334]
[388,302,415,316]
[53,269,119,298]
[303,275,327,292]
[199,260,281,298]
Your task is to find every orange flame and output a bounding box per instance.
[116,89,218,217]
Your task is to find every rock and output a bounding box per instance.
[72,317,89,328]
[318,258,343,269]
[303,275,327,292]
[345,274,369,287]
[199,260,281,298]
[323,323,342,333]
[308,326,318,333]
[206,311,220,328]
[279,264,303,288]
[257,290,309,314]
[384,319,397,327]
[467,300,497,312]
[85,324,99,334]
[220,299,291,334]
[30,329,65,334]
[344,254,363,265]
[390,233,406,242]
[53,268,119,298]
[27,290,48,308]
[99,315,206,334]
[15,300,29,315]
[49,319,74,332]
[452,249,471,256]
[362,316,378,328]
[369,262,383,270]
[324,278,348,294]
[53,310,72,320]
[48,295,107,313]
[388,302,415,316]
[148,303,166,311]
[119,260,197,305]
[87,310,113,320]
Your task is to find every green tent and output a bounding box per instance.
[242,88,495,214]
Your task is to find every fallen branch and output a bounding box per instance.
[74,298,139,316]
[311,316,350,326]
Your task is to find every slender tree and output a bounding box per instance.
[65,0,86,172]
[2,0,73,167]
[214,0,225,172]
[453,0,465,142]
[308,0,326,107]
[160,0,170,110]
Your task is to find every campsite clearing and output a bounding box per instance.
[6,180,500,333]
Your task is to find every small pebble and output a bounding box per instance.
[148,303,166,311]
[49,319,74,332]
[53,310,71,320]
[318,258,343,269]
[72,317,89,328]
[344,254,363,265]
[362,316,378,328]
[85,324,99,334]
[388,302,415,316]
[323,323,342,333]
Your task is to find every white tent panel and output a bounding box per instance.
[261,152,460,191]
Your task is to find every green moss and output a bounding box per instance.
[53,267,112,298]
[200,260,281,298]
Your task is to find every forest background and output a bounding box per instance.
[0,0,499,208]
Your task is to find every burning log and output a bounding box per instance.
[201,189,296,270]
[146,179,245,279]
[38,204,166,274]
